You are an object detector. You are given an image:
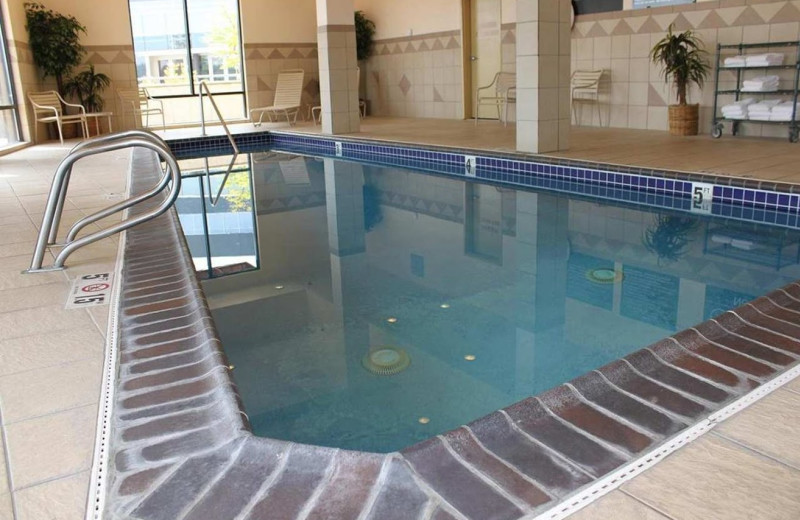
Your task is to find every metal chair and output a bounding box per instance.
[571,70,604,126]
[474,72,516,126]
[28,91,88,144]
[117,87,166,130]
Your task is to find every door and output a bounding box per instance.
[470,0,502,120]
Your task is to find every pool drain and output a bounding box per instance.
[586,267,624,284]
[362,346,410,376]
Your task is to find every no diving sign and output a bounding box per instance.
[66,273,113,309]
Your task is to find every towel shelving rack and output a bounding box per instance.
[711,40,800,143]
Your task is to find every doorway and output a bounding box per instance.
[463,0,502,121]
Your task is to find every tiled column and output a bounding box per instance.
[316,0,360,134]
[516,0,571,153]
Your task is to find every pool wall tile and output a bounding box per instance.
[102,146,800,520]
[173,131,800,229]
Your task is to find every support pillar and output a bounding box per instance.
[316,0,360,134]
[515,0,571,153]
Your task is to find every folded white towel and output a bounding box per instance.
[731,239,756,250]
[722,98,755,108]
[770,113,795,121]
[749,99,783,111]
[772,101,799,114]
[724,55,747,67]
[742,75,780,91]
[722,106,747,113]
[745,53,784,66]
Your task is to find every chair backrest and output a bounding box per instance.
[571,70,603,94]
[117,87,149,109]
[28,91,64,116]
[273,69,305,107]
[495,72,516,95]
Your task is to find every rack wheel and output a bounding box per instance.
[711,124,723,139]
[790,128,799,144]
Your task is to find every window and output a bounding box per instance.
[632,0,694,8]
[128,0,245,125]
[0,9,21,148]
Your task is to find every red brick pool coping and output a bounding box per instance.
[103,148,800,519]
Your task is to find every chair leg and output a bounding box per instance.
[596,101,602,127]
[34,120,38,144]
[56,117,64,145]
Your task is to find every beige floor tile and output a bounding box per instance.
[0,227,38,247]
[0,215,32,227]
[14,471,89,520]
[0,270,67,291]
[85,305,110,337]
[787,378,800,393]
[0,283,70,313]
[0,431,8,495]
[0,492,11,520]
[0,305,95,342]
[623,435,800,520]
[0,242,37,260]
[0,357,102,424]
[716,389,800,469]
[0,254,38,273]
[0,327,104,377]
[5,404,96,489]
[567,491,670,519]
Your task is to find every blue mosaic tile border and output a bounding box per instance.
[163,131,800,227]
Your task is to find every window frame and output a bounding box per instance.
[128,0,247,109]
[0,7,22,145]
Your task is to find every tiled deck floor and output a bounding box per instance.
[1,120,799,519]
[0,142,126,519]
[288,117,800,184]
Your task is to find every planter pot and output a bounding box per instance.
[668,104,699,136]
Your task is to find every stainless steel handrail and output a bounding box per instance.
[26,135,181,272]
[198,81,239,154]
[198,81,240,206]
[50,130,171,245]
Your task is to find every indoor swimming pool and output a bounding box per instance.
[174,150,800,453]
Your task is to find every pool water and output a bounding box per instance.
[176,152,800,453]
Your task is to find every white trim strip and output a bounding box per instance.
[85,223,126,520]
[527,361,800,520]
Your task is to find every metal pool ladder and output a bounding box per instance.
[199,80,239,206]
[25,129,182,273]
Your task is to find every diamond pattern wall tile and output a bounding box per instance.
[399,75,412,96]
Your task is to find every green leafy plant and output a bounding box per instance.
[64,65,110,112]
[643,215,699,264]
[650,23,710,105]
[24,2,86,96]
[354,10,375,62]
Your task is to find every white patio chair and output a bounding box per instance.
[571,70,604,126]
[474,72,516,126]
[28,90,88,144]
[250,69,305,126]
[117,87,166,130]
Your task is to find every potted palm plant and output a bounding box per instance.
[643,214,699,264]
[650,23,710,136]
[354,11,375,115]
[24,2,85,97]
[65,65,111,135]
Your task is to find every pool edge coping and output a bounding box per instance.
[98,144,800,520]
